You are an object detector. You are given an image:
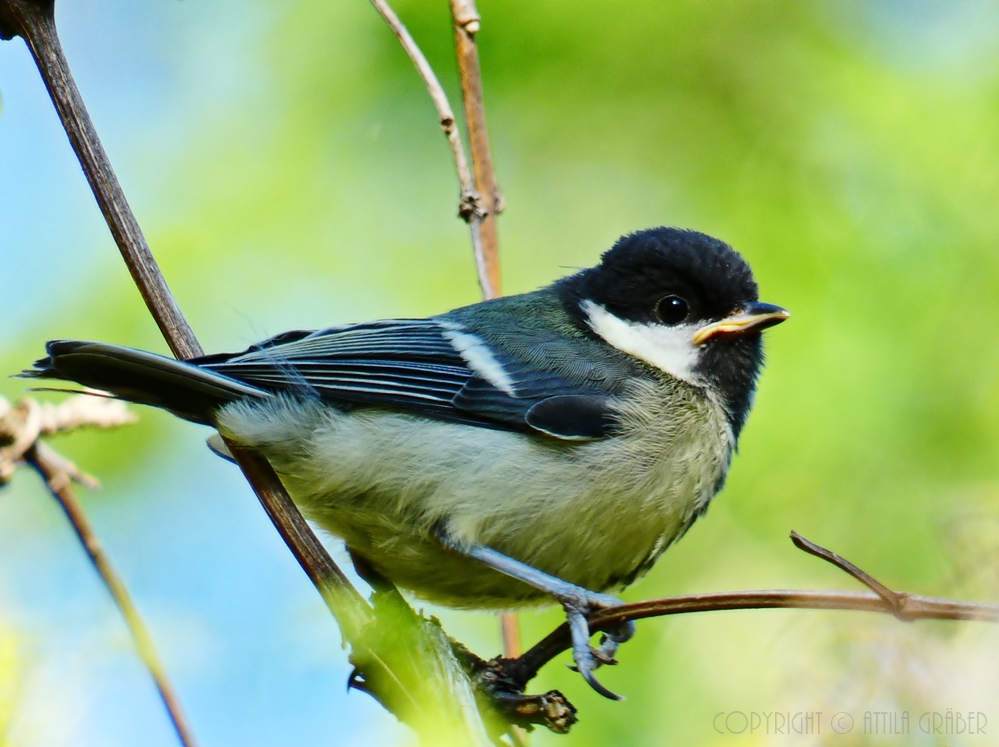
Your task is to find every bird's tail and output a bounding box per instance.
[20,340,269,424]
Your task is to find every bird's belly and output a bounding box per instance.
[216,389,733,608]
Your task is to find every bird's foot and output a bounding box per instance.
[560,591,636,700]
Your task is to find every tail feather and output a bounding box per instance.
[20,340,269,424]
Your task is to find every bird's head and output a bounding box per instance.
[557,227,789,435]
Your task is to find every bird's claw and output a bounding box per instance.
[562,596,635,700]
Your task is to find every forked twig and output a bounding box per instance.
[368,0,497,299]
[790,530,913,620]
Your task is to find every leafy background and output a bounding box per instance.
[3,0,999,745]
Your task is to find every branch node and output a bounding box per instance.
[791,531,913,621]
[452,647,578,736]
[452,0,480,32]
[493,187,506,215]
[459,190,487,221]
[0,397,42,465]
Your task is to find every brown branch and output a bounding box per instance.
[450,0,501,299]
[225,445,370,638]
[502,533,999,690]
[368,0,495,300]
[790,530,914,620]
[0,0,371,641]
[508,591,999,687]
[501,613,521,658]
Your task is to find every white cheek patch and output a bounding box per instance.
[437,321,518,395]
[582,300,701,383]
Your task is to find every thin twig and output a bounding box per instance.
[507,590,999,689]
[34,440,100,489]
[0,396,193,746]
[368,0,494,299]
[450,0,501,299]
[790,530,912,619]
[503,533,999,688]
[24,444,200,747]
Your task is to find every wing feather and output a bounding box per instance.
[196,318,617,439]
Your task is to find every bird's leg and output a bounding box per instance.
[436,530,636,700]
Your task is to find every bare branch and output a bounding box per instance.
[501,613,521,658]
[451,0,523,687]
[502,534,999,689]
[368,0,496,299]
[791,530,913,620]
[225,445,371,638]
[450,0,502,299]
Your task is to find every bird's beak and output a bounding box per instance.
[692,302,790,345]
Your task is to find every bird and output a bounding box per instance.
[21,226,788,699]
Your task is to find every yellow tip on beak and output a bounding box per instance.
[692,302,790,345]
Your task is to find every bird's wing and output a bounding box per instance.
[196,319,616,439]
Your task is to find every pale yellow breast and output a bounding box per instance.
[215,382,733,607]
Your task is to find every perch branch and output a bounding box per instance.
[0,395,196,747]
[4,2,498,743]
[501,532,999,689]
[0,0,371,642]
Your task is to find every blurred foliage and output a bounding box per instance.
[0,626,22,747]
[3,0,999,745]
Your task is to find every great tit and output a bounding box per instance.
[22,226,788,698]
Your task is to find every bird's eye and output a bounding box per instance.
[656,295,689,325]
